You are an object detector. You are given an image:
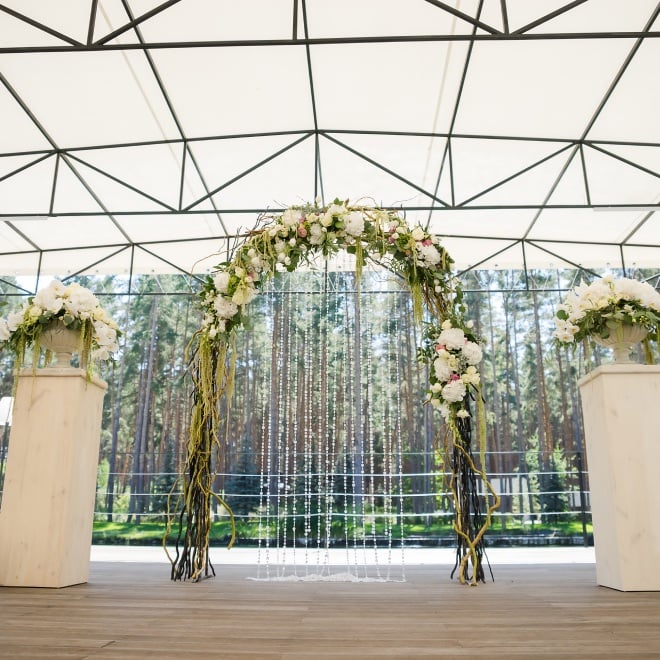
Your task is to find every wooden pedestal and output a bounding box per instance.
[579,364,660,591]
[0,368,107,587]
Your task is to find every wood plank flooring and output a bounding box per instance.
[2,560,660,659]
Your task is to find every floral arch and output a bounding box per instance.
[166,199,500,585]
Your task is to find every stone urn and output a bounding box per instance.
[40,321,82,367]
[592,323,648,364]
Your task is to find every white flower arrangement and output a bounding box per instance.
[553,276,660,355]
[420,318,484,421]
[0,280,120,368]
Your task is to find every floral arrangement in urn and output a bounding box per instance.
[553,276,660,363]
[0,280,120,372]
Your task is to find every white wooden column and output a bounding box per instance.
[579,364,660,591]
[0,368,107,588]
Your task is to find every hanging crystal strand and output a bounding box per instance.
[289,286,300,577]
[382,291,393,581]
[394,293,406,580]
[259,285,276,580]
[364,287,380,580]
[278,288,295,575]
[313,272,331,574]
[347,280,364,577]
[335,276,352,575]
[271,288,286,574]
[321,271,334,575]
[303,296,313,576]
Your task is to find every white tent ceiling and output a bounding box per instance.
[0,0,659,278]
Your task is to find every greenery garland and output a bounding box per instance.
[166,198,499,584]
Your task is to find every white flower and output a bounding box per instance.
[441,319,452,330]
[456,409,470,419]
[93,320,117,347]
[460,366,481,386]
[309,223,325,245]
[213,271,230,293]
[418,242,441,266]
[281,208,302,227]
[433,356,453,382]
[462,341,483,365]
[411,226,425,241]
[321,203,344,227]
[0,319,9,341]
[7,311,25,332]
[231,284,257,306]
[34,285,63,314]
[344,211,365,237]
[213,296,239,319]
[441,379,467,403]
[438,327,465,350]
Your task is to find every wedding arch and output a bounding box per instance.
[165,199,500,585]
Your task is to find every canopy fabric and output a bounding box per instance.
[0,0,658,277]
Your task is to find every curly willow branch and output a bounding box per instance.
[441,391,500,586]
[164,332,236,582]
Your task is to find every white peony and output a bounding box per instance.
[441,379,467,403]
[438,327,465,350]
[344,211,365,237]
[462,341,483,365]
[433,356,453,382]
[281,209,302,227]
[309,223,325,245]
[213,271,231,293]
[418,242,441,266]
[213,296,239,319]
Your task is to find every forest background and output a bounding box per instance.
[2,265,655,548]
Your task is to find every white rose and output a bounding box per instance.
[232,284,257,306]
[411,226,425,241]
[461,366,481,386]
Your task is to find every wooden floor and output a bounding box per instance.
[2,560,660,659]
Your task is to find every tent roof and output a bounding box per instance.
[0,0,659,278]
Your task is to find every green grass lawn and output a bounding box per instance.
[92,518,592,546]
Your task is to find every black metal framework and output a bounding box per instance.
[0,0,658,287]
